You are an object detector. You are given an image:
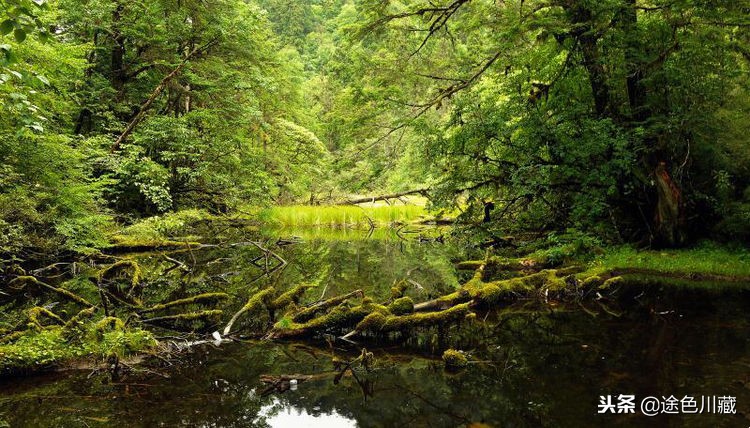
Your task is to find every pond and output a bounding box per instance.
[1,227,749,427]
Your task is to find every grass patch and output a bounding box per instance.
[261,226,403,241]
[260,205,428,228]
[596,243,750,278]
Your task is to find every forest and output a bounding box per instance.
[1,0,749,426]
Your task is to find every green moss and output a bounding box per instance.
[94,317,126,333]
[268,284,314,310]
[474,283,504,304]
[542,271,568,291]
[63,307,97,336]
[223,288,276,335]
[600,276,624,289]
[457,256,542,273]
[142,310,223,324]
[390,280,408,299]
[99,260,142,289]
[455,260,485,270]
[580,275,604,289]
[0,330,26,344]
[355,312,388,332]
[246,287,276,310]
[442,349,468,370]
[105,236,201,253]
[271,301,388,338]
[387,296,414,315]
[8,276,94,307]
[139,292,229,314]
[291,290,364,323]
[0,322,156,376]
[26,307,64,329]
[381,303,472,331]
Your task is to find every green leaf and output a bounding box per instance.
[0,20,14,36]
[38,30,52,43]
[13,28,27,43]
[4,50,18,64]
[35,74,49,86]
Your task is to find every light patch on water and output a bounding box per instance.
[257,400,357,428]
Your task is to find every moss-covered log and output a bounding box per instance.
[27,307,65,329]
[442,349,468,371]
[62,307,98,339]
[390,280,408,299]
[99,260,142,288]
[99,260,145,306]
[413,266,610,312]
[355,302,473,334]
[267,300,388,339]
[222,288,275,336]
[387,296,414,315]
[142,310,223,325]
[268,284,315,311]
[8,276,94,307]
[139,293,229,314]
[291,289,364,323]
[456,257,535,272]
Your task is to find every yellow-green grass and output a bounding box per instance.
[261,205,428,228]
[596,244,750,278]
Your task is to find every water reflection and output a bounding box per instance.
[1,235,749,427]
[256,401,356,428]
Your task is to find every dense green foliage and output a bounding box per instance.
[343,0,750,246]
[1,0,749,257]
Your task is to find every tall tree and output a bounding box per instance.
[352,0,750,246]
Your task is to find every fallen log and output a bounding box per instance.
[336,189,429,205]
[142,310,223,325]
[139,293,229,314]
[223,288,275,336]
[266,300,388,340]
[346,302,474,339]
[8,276,94,307]
[291,289,364,323]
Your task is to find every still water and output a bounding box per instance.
[1,229,749,427]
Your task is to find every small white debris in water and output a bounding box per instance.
[212,331,222,341]
[289,379,298,391]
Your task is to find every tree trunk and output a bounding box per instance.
[111,1,126,96]
[620,0,685,246]
[566,3,611,117]
[653,162,685,247]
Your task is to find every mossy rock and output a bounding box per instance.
[442,349,468,371]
